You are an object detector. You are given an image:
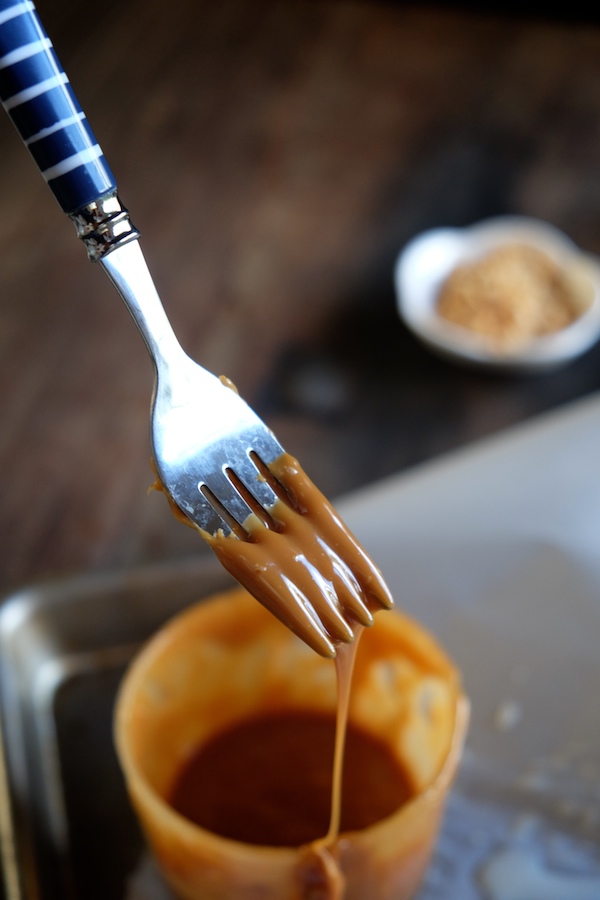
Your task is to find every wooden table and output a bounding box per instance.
[1,0,600,598]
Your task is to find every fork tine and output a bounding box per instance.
[200,451,282,534]
[292,557,356,644]
[200,468,257,531]
[225,454,280,520]
[323,546,375,628]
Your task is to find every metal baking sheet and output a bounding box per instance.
[3,392,600,898]
[0,556,234,900]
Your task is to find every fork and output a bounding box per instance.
[0,0,392,657]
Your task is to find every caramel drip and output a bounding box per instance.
[326,636,361,843]
[298,636,363,900]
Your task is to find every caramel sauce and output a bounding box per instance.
[167,707,412,847]
[155,443,399,897]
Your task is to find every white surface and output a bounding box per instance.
[337,391,600,896]
[394,217,600,372]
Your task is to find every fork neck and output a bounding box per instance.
[100,237,187,374]
[71,192,187,375]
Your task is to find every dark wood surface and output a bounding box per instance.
[2,0,600,598]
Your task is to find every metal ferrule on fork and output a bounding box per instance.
[69,192,140,262]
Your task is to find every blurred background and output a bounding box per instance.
[1,0,600,596]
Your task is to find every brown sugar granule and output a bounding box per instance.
[436,244,580,351]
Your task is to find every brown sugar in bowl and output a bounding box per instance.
[395,216,600,373]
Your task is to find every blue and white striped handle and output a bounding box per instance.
[0,0,116,214]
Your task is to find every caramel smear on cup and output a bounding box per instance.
[153,451,393,658]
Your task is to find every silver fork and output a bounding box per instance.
[0,0,392,656]
[96,225,287,541]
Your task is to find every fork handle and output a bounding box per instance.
[0,0,137,257]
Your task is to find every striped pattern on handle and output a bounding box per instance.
[0,0,116,213]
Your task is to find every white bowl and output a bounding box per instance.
[394,216,600,373]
